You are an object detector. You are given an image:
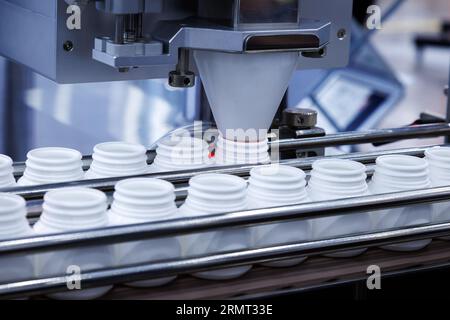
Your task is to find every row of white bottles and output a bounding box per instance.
[2,148,450,300]
[1,134,271,187]
[9,142,150,187]
[6,139,450,191]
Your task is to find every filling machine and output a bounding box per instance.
[0,0,449,299]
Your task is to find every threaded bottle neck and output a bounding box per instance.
[0,193,31,238]
[39,188,108,231]
[20,148,84,185]
[184,174,247,214]
[425,147,450,186]
[248,165,308,205]
[0,155,16,189]
[309,159,368,197]
[372,155,430,191]
[88,142,148,178]
[110,178,178,221]
[215,135,270,165]
[152,137,210,172]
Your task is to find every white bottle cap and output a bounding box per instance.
[309,159,368,197]
[38,187,108,232]
[184,173,248,214]
[19,147,84,186]
[86,142,148,179]
[215,135,270,165]
[248,165,308,207]
[0,193,31,238]
[425,147,450,187]
[110,178,177,221]
[151,137,210,172]
[371,155,431,192]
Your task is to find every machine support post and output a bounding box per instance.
[114,15,125,44]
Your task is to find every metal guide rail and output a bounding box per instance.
[1,185,450,299]
[0,123,449,299]
[8,144,436,227]
[10,123,450,179]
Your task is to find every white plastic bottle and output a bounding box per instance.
[425,147,450,240]
[18,147,84,186]
[248,165,311,267]
[308,159,372,258]
[108,178,181,287]
[149,137,211,173]
[426,147,450,187]
[0,154,16,189]
[214,135,270,166]
[0,193,34,290]
[179,173,252,280]
[369,155,432,251]
[34,187,112,300]
[85,142,148,179]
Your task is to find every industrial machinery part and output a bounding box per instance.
[0,0,353,84]
[8,122,450,180]
[276,108,326,159]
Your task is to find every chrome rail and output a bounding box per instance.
[2,210,450,299]
[11,123,449,178]
[277,123,450,150]
[1,185,450,256]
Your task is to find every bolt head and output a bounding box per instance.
[283,108,318,128]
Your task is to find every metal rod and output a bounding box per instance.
[176,48,190,73]
[2,184,450,256]
[6,145,434,200]
[2,220,450,299]
[136,13,143,39]
[277,123,450,150]
[114,15,125,44]
[10,124,448,178]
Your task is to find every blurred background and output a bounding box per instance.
[0,0,449,161]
